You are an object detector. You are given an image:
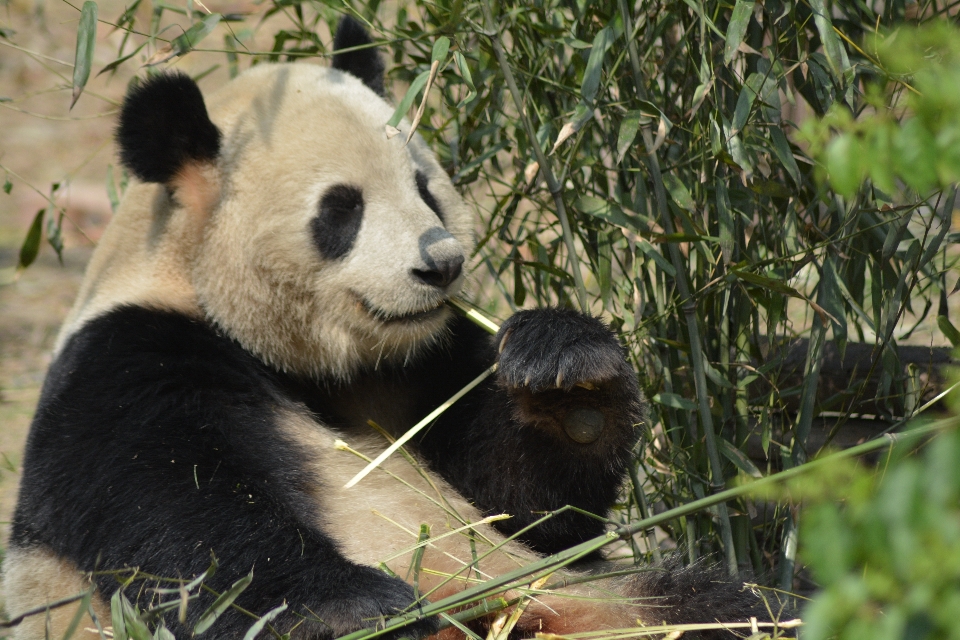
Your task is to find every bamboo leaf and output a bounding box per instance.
[653,392,698,411]
[194,571,253,635]
[71,1,98,109]
[723,0,754,64]
[662,174,695,213]
[111,590,128,640]
[430,36,450,65]
[715,178,733,265]
[731,73,763,135]
[241,604,287,640]
[617,111,643,164]
[453,51,477,108]
[145,13,220,66]
[718,439,762,479]
[938,315,960,348]
[731,268,803,298]
[60,590,93,640]
[580,26,614,103]
[387,69,430,129]
[809,0,845,77]
[18,209,44,270]
[770,127,801,186]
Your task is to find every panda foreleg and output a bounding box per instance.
[422,308,646,555]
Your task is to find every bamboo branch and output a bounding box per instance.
[616,0,737,575]
[479,4,589,312]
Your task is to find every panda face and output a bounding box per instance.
[186,64,474,379]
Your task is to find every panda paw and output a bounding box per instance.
[495,308,631,393]
[495,308,643,447]
[305,569,438,640]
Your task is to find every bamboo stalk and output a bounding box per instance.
[479,3,589,313]
[616,0,738,575]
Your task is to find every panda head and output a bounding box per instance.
[113,17,473,380]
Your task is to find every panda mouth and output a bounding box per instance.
[357,296,448,324]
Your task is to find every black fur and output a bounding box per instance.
[415,171,445,224]
[332,16,386,97]
[626,556,794,636]
[117,73,221,183]
[11,306,436,640]
[312,184,364,260]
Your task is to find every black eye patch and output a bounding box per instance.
[415,171,445,225]
[311,184,364,260]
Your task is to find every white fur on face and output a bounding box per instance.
[192,64,476,379]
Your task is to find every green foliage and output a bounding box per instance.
[767,419,960,640]
[802,21,960,195]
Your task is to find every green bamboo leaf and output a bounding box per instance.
[97,41,147,77]
[938,315,960,348]
[18,209,44,270]
[575,196,639,230]
[819,258,846,349]
[715,178,733,265]
[242,604,288,640]
[194,571,253,634]
[723,0,754,64]
[60,590,93,640]
[121,594,152,640]
[731,268,803,298]
[718,439,762,479]
[453,51,477,108]
[518,260,573,283]
[430,36,450,65]
[662,174,695,212]
[153,625,176,640]
[3,177,12,194]
[45,213,63,264]
[809,0,845,77]
[386,69,430,129]
[146,13,221,65]
[731,73,763,135]
[173,13,220,55]
[770,127,801,186]
[653,392,697,411]
[581,26,614,103]
[71,1,98,109]
[111,590,128,640]
[825,133,864,197]
[616,111,643,164]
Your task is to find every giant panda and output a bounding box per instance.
[3,16,781,640]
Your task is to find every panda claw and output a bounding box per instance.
[498,329,512,355]
[576,381,597,391]
[524,375,531,387]
[555,372,563,388]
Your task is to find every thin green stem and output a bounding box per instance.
[617,0,737,575]
[479,4,589,312]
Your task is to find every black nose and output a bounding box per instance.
[412,255,464,288]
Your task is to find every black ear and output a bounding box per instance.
[332,15,386,97]
[117,72,222,184]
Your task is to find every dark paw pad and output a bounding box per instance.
[496,308,631,393]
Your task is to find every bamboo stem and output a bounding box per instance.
[479,4,589,312]
[616,0,737,575]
